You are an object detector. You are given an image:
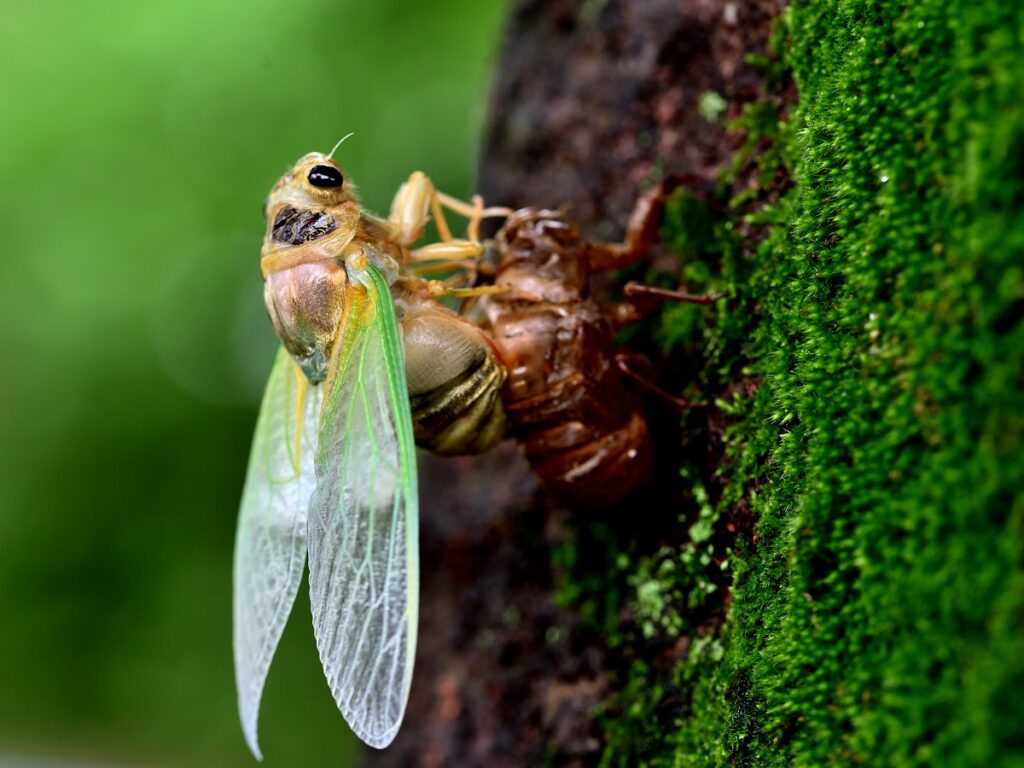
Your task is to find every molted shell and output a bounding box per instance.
[485,208,653,507]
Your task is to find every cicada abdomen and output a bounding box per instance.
[482,209,652,507]
[397,289,507,455]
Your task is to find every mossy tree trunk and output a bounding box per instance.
[371,2,1023,766]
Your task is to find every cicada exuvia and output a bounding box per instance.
[474,190,719,507]
[233,143,509,755]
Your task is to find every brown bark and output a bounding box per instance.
[367,1,782,765]
[479,0,782,239]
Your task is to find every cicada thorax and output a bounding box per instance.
[483,209,653,508]
[262,218,401,382]
[395,287,507,455]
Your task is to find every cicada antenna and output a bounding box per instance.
[326,132,355,160]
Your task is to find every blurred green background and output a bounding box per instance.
[0,0,507,764]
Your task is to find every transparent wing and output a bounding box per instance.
[307,264,419,749]
[233,346,322,760]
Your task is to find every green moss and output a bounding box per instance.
[698,91,729,124]
[589,2,1024,766]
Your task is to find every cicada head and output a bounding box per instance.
[265,152,360,216]
[262,154,363,253]
[260,151,364,276]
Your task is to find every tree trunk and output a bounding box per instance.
[369,1,1024,766]
[369,2,783,766]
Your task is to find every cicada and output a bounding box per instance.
[233,144,509,755]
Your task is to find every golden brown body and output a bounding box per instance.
[482,209,653,507]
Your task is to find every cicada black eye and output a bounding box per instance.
[307,165,344,188]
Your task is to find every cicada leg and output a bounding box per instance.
[614,352,705,412]
[409,240,484,263]
[586,181,670,272]
[623,283,724,304]
[602,286,725,347]
[388,171,511,249]
[389,172,511,287]
[433,191,511,244]
[605,282,726,329]
[583,179,724,329]
[424,280,507,299]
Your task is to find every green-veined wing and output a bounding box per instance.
[233,346,322,760]
[307,260,419,749]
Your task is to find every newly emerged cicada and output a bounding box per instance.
[233,143,509,755]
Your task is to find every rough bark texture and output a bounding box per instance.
[367,1,783,765]
[478,0,783,240]
[366,1,1024,765]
